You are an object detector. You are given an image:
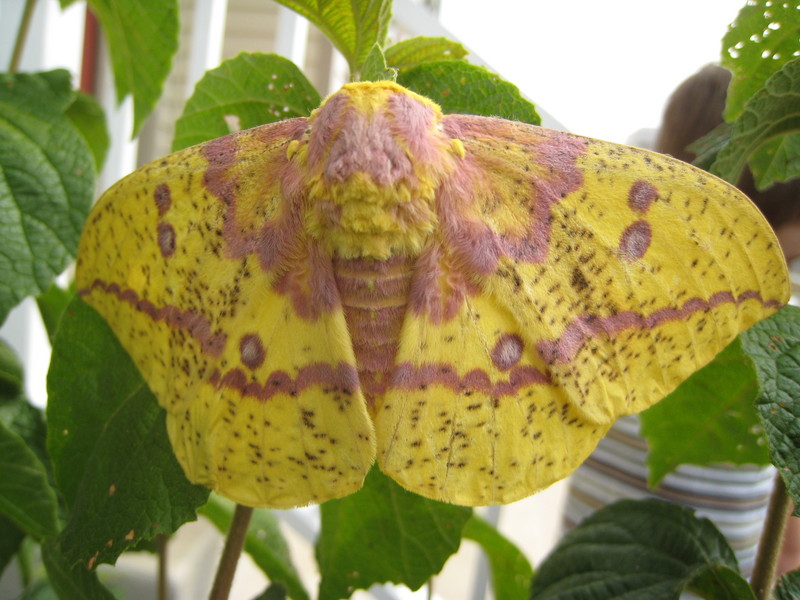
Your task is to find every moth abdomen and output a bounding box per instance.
[333,254,414,410]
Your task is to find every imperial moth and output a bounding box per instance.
[76,81,789,508]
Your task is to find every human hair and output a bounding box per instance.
[656,64,800,230]
[655,64,731,163]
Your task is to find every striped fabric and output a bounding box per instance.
[564,415,774,575]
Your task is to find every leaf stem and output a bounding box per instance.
[208,504,254,600]
[157,534,169,600]
[9,0,38,73]
[751,473,792,599]
[17,537,35,587]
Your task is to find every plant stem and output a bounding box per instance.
[157,534,169,600]
[17,537,35,587]
[751,473,792,600]
[208,504,253,600]
[9,0,38,73]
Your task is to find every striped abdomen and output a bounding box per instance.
[333,255,414,411]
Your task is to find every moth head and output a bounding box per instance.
[295,81,464,259]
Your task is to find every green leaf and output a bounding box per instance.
[711,57,800,186]
[360,44,397,82]
[0,513,25,576]
[41,538,116,600]
[746,132,800,189]
[81,0,179,135]
[0,70,94,325]
[397,61,541,125]
[640,338,768,487]
[317,468,471,600]
[65,92,109,172]
[688,567,758,600]
[173,52,321,151]
[462,515,533,600]
[274,0,392,76]
[47,296,208,568]
[531,499,754,600]
[12,69,74,111]
[200,494,309,600]
[0,351,50,499]
[384,36,467,71]
[740,305,800,512]
[0,393,48,470]
[722,0,800,121]
[0,420,59,539]
[0,339,50,486]
[776,569,800,600]
[36,284,74,343]
[689,122,732,172]
[741,305,800,390]
[0,338,23,397]
[251,585,289,600]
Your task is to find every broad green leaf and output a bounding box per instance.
[531,499,754,600]
[0,347,50,494]
[462,515,533,600]
[41,538,116,600]
[10,70,74,111]
[688,567,758,600]
[0,393,48,469]
[0,70,94,325]
[384,36,467,71]
[0,421,59,539]
[274,0,392,76]
[0,513,25,576]
[741,305,800,401]
[746,132,800,189]
[689,122,732,172]
[722,0,800,121]
[65,92,109,172]
[317,467,471,600]
[47,297,208,568]
[360,44,397,82]
[776,570,800,600]
[36,284,74,343]
[740,305,800,512]
[200,495,309,600]
[251,585,289,600]
[711,57,800,186]
[398,61,541,125]
[75,0,179,135]
[0,338,22,397]
[640,338,768,487]
[173,52,321,150]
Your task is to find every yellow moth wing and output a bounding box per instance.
[376,294,606,506]
[76,121,376,508]
[522,136,787,422]
[376,115,788,505]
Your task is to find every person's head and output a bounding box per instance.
[657,64,800,261]
[656,64,731,163]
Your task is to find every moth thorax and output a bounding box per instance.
[306,173,438,260]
